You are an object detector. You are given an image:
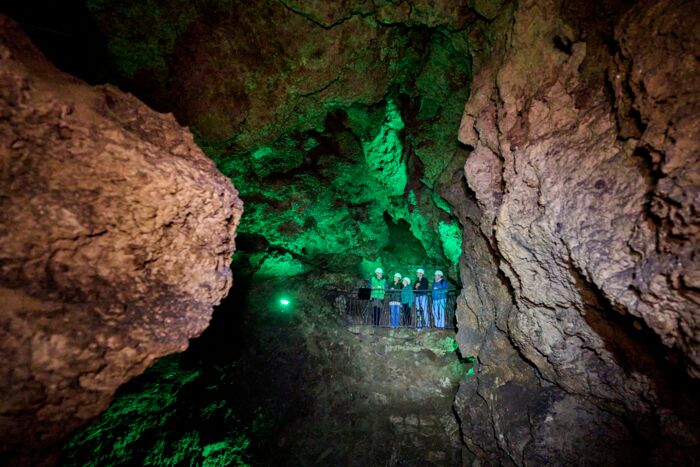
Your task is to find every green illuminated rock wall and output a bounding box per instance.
[86,0,479,284]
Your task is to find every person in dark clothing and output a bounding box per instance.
[413,268,430,328]
[431,270,449,328]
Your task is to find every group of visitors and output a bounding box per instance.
[369,268,449,329]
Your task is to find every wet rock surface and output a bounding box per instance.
[0,16,242,466]
[455,0,700,464]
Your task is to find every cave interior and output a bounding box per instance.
[1,0,699,466]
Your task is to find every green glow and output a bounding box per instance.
[303,136,320,152]
[255,253,307,278]
[359,258,384,279]
[438,221,463,267]
[250,137,303,178]
[466,356,476,377]
[362,99,407,197]
[61,357,253,466]
[408,190,418,207]
[280,299,290,306]
[438,337,460,355]
[432,193,452,214]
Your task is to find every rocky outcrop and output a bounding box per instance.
[77,0,478,285]
[454,0,699,464]
[0,16,243,465]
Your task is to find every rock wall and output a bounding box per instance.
[0,17,243,465]
[454,0,700,464]
[76,0,479,286]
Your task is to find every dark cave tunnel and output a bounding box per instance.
[1,0,699,466]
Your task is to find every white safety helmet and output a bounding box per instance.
[434,270,444,277]
[375,268,383,274]
[394,272,402,278]
[416,268,425,274]
[402,277,411,286]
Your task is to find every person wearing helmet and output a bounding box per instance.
[370,268,386,326]
[432,270,449,328]
[401,277,413,326]
[414,268,430,328]
[388,272,403,327]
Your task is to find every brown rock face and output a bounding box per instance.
[454,0,699,464]
[0,16,243,465]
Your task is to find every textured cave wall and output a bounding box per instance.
[81,0,481,284]
[454,0,700,464]
[0,17,243,466]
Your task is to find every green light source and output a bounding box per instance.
[280,299,290,306]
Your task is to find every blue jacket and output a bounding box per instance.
[432,279,448,300]
[401,286,414,305]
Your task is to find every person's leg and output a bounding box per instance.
[402,304,411,326]
[432,298,439,328]
[372,300,380,326]
[414,296,423,328]
[390,304,398,327]
[435,299,444,327]
[420,296,430,328]
[441,299,446,327]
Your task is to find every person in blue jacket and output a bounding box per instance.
[401,277,414,326]
[431,270,449,328]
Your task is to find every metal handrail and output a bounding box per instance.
[340,288,458,329]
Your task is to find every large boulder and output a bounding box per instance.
[455,0,699,463]
[0,16,243,465]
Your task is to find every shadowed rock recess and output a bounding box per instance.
[0,0,698,465]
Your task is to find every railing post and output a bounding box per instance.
[341,288,458,329]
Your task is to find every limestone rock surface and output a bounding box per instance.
[454,0,700,464]
[0,16,243,465]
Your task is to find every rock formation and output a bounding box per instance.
[0,16,243,465]
[74,0,478,284]
[2,0,698,464]
[455,0,700,463]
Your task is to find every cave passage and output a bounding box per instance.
[4,0,476,465]
[2,0,699,466]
